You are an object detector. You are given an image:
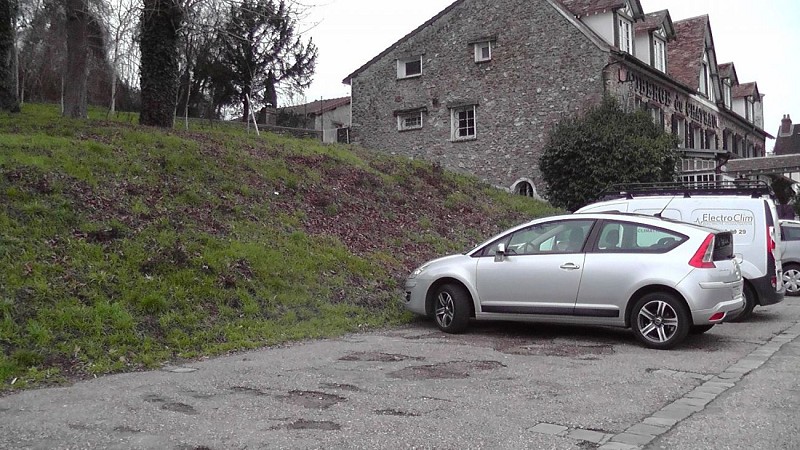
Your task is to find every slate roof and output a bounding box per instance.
[667,15,708,91]
[775,118,800,156]
[282,97,350,116]
[634,10,674,38]
[732,81,759,99]
[717,62,738,83]
[725,154,800,174]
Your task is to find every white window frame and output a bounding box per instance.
[397,112,423,131]
[673,116,686,148]
[649,106,664,129]
[692,126,702,150]
[723,80,732,108]
[450,105,477,141]
[397,57,421,79]
[653,38,666,72]
[618,17,633,54]
[699,53,714,99]
[474,41,492,62]
[746,97,755,123]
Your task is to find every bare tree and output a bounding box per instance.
[104,0,138,115]
[0,0,19,112]
[63,0,88,118]
[139,0,182,127]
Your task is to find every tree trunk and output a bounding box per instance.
[139,0,182,128]
[64,0,88,118]
[0,0,19,112]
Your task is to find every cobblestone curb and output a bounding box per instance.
[528,322,800,449]
[601,322,800,449]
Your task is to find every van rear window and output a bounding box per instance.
[713,232,734,260]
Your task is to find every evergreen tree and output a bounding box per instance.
[216,0,317,120]
[540,97,679,211]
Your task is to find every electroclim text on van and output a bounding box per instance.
[697,213,755,225]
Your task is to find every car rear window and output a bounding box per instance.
[713,231,734,260]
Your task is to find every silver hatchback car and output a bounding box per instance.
[404,213,744,349]
[779,219,800,296]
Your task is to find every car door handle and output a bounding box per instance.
[560,263,581,270]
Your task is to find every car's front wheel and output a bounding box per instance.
[631,293,690,350]
[433,283,471,334]
[783,264,800,297]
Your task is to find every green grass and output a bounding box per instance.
[0,103,561,391]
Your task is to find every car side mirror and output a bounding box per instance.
[495,243,506,262]
[734,253,744,264]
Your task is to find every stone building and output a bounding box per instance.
[343,0,771,197]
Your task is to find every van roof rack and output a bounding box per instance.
[599,180,773,200]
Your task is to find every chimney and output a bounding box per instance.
[781,114,792,135]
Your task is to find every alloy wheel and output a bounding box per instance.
[783,267,800,295]
[636,300,679,344]
[435,291,455,328]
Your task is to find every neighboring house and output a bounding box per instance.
[775,115,800,156]
[343,0,772,198]
[280,97,351,144]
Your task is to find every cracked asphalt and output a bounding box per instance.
[1,298,798,450]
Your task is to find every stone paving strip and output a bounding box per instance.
[528,322,800,449]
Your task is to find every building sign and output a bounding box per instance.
[628,70,719,129]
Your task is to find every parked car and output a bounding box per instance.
[779,219,800,296]
[576,181,784,321]
[403,213,744,350]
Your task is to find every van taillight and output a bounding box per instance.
[689,234,716,269]
[767,226,776,254]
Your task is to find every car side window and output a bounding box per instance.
[509,220,594,255]
[782,225,800,241]
[596,221,685,252]
[474,220,594,257]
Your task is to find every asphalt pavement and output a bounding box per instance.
[1,298,799,450]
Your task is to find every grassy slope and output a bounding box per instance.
[0,104,560,391]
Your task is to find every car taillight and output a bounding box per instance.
[689,234,716,269]
[767,226,776,255]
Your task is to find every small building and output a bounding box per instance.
[343,0,771,197]
[279,97,351,144]
[775,115,800,156]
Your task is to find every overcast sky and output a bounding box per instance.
[299,0,798,150]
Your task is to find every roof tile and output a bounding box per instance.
[282,97,350,116]
[667,15,708,91]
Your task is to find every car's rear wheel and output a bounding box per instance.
[730,283,756,322]
[433,283,470,333]
[782,264,800,296]
[689,324,714,334]
[631,292,690,350]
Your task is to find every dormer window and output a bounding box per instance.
[699,53,713,99]
[397,56,421,79]
[746,97,755,123]
[474,41,492,62]
[617,17,633,53]
[653,38,666,72]
[723,79,732,108]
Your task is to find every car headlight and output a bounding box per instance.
[409,263,431,279]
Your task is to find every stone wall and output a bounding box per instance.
[349,0,609,195]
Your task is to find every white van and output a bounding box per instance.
[576,182,784,320]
